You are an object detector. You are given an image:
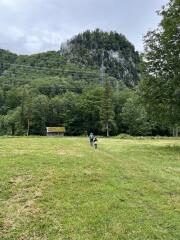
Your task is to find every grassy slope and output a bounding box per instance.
[0,137,179,240]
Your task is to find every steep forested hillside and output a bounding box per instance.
[0,46,144,136]
[0,49,17,75]
[60,29,141,87]
[0,29,169,136]
[0,48,129,136]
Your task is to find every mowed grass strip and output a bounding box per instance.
[0,137,180,240]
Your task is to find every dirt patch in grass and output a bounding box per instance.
[9,174,35,186]
[9,175,24,185]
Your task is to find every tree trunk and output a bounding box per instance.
[174,126,179,137]
[172,126,179,137]
[11,124,15,136]
[106,122,109,137]
[27,119,30,136]
[175,127,179,137]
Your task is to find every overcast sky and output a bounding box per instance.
[0,0,169,55]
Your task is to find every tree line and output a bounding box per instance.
[0,75,170,136]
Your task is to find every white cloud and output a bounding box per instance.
[0,0,169,54]
[0,0,15,7]
[25,35,42,53]
[41,30,62,45]
[10,27,25,40]
[0,0,27,10]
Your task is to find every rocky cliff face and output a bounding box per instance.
[60,29,141,87]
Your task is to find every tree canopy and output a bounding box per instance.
[140,0,180,135]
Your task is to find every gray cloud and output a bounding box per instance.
[0,0,169,54]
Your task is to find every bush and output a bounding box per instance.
[114,134,133,139]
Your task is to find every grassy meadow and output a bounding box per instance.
[0,137,180,240]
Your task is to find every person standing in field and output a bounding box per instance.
[93,136,98,149]
[89,132,94,146]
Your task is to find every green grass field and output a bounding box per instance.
[0,137,180,240]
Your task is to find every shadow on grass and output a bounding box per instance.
[153,145,180,154]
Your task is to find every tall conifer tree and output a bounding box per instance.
[100,78,115,136]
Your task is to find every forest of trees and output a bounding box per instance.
[0,0,179,136]
[140,0,180,136]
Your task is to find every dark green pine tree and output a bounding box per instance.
[100,78,115,137]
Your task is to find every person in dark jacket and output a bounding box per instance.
[93,136,98,149]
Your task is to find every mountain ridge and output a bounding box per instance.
[60,29,141,87]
